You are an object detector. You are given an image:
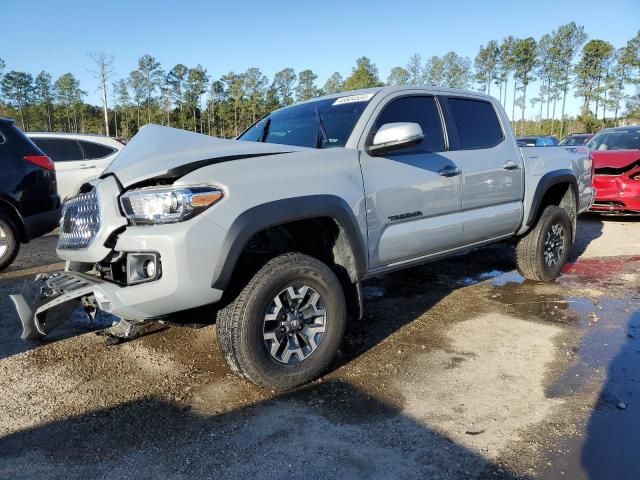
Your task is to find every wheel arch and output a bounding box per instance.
[525,170,579,239]
[211,195,368,292]
[0,195,27,242]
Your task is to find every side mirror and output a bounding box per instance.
[367,122,424,156]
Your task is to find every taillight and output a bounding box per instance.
[588,151,594,178]
[24,155,54,171]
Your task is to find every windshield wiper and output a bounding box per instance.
[259,118,271,143]
[315,107,329,149]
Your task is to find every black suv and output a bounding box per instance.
[0,118,61,270]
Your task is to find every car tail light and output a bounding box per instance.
[24,155,54,171]
[587,151,594,179]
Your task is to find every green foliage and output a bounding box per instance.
[387,66,410,86]
[423,55,446,86]
[322,72,343,95]
[474,40,500,94]
[1,27,638,141]
[1,71,34,129]
[295,69,319,101]
[272,68,296,106]
[342,57,381,91]
[406,54,423,85]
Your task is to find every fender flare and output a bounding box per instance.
[211,195,367,290]
[525,170,579,228]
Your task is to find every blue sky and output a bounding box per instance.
[2,0,639,119]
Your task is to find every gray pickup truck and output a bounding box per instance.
[12,86,594,390]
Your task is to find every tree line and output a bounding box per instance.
[1,23,639,140]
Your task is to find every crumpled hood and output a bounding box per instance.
[591,150,640,170]
[104,124,306,187]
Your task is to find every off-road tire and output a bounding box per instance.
[216,253,346,390]
[0,213,20,272]
[515,205,571,282]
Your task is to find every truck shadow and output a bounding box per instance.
[569,214,604,262]
[0,379,527,479]
[580,310,640,479]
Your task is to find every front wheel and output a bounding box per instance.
[515,205,572,282]
[216,253,346,390]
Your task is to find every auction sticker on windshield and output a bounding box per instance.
[332,93,375,105]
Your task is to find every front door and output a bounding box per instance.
[359,94,463,269]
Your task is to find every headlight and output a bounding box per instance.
[120,185,223,225]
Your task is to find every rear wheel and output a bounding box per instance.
[515,205,571,282]
[216,253,346,390]
[0,213,20,272]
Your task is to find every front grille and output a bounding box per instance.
[57,189,101,249]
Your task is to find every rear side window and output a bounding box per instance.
[31,138,83,162]
[374,96,445,154]
[79,140,116,159]
[447,98,503,150]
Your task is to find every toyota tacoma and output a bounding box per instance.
[11,87,594,390]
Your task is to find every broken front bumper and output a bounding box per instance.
[10,272,102,340]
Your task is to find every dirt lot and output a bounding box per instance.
[0,215,639,479]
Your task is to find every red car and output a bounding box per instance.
[588,126,640,214]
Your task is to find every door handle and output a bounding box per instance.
[78,164,97,169]
[438,166,461,177]
[502,160,520,170]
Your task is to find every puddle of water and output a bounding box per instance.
[455,270,504,287]
[491,271,525,287]
[490,276,593,325]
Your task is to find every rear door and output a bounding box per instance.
[440,96,524,244]
[31,138,86,200]
[77,140,118,175]
[359,93,463,269]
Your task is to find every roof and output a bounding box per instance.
[26,131,124,148]
[26,131,114,139]
[0,118,15,125]
[295,85,496,106]
[600,125,640,133]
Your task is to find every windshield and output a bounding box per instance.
[587,130,640,151]
[559,136,589,146]
[237,95,375,149]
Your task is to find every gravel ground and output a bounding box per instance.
[0,215,638,479]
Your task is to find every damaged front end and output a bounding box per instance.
[10,272,101,340]
[591,151,640,214]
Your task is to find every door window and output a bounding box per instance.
[31,138,83,162]
[78,140,116,160]
[446,98,504,150]
[374,96,445,154]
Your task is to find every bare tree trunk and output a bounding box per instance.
[504,77,509,110]
[551,96,558,136]
[602,88,607,126]
[539,92,544,133]
[546,80,551,122]
[46,104,52,132]
[89,52,114,136]
[521,82,527,136]
[511,78,518,128]
[114,107,118,138]
[560,83,569,138]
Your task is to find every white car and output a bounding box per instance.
[27,133,123,201]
